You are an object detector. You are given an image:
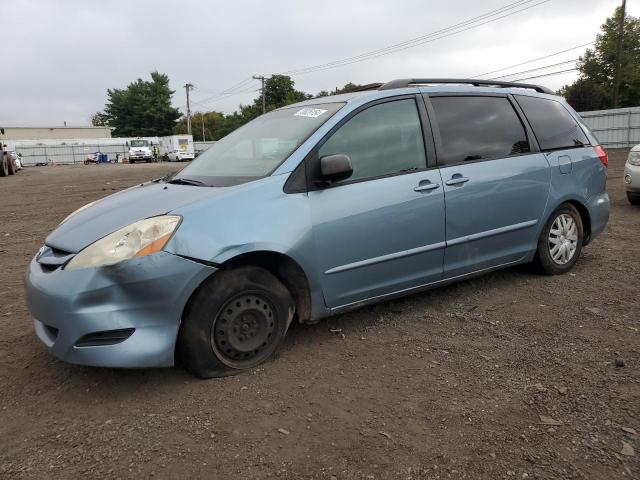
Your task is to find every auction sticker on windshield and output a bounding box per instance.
[294,108,327,118]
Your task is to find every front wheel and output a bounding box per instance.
[177,266,295,378]
[533,203,584,275]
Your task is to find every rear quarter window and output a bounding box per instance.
[514,95,589,151]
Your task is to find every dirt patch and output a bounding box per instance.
[0,155,638,479]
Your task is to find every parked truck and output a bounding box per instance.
[127,138,153,163]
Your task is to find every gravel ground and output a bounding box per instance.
[0,152,638,479]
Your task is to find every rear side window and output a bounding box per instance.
[430,96,530,166]
[318,98,426,183]
[514,95,589,151]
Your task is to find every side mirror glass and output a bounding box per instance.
[319,154,353,184]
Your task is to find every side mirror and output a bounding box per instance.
[0,128,4,135]
[125,141,129,147]
[319,154,353,184]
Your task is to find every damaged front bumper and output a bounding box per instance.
[25,250,216,368]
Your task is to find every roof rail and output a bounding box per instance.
[378,78,554,94]
[347,83,384,92]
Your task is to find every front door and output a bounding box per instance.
[308,97,446,309]
[426,94,551,278]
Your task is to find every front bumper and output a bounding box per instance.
[25,251,216,368]
[624,163,640,194]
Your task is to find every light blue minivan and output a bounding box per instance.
[25,79,610,377]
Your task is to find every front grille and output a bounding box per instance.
[37,245,75,271]
[75,328,135,347]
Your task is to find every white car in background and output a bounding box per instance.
[625,145,640,205]
[9,151,22,171]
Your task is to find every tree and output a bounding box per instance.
[101,71,181,137]
[174,111,227,141]
[262,75,309,109]
[559,7,640,110]
[90,111,109,126]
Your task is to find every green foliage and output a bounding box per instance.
[90,111,109,127]
[560,7,640,110]
[101,72,181,137]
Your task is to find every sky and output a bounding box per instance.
[1,0,635,126]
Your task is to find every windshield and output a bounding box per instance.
[174,103,344,186]
[130,140,149,148]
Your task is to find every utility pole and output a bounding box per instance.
[253,75,266,114]
[184,83,194,135]
[201,114,206,142]
[612,0,626,108]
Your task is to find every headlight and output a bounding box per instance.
[628,152,640,166]
[60,201,96,225]
[65,215,181,271]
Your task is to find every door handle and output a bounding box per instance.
[445,176,470,186]
[414,182,440,192]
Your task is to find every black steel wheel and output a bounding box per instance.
[212,293,277,368]
[177,266,294,378]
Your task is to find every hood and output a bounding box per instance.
[46,182,230,252]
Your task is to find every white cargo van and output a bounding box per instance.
[160,135,195,162]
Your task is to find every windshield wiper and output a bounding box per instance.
[167,177,208,187]
[152,172,178,183]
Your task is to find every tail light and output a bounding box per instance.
[594,145,608,168]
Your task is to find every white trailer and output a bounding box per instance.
[160,135,195,162]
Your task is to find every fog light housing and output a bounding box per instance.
[624,174,632,184]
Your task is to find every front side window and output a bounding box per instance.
[430,96,530,166]
[175,103,344,186]
[318,98,426,183]
[514,95,589,151]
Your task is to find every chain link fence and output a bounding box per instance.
[15,143,129,166]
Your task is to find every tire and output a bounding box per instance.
[0,154,8,177]
[533,203,584,275]
[177,266,295,378]
[627,192,640,205]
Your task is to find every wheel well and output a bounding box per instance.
[222,251,312,323]
[565,200,592,245]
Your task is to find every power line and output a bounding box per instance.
[491,59,578,80]
[282,0,550,76]
[510,68,578,82]
[187,0,551,110]
[473,41,593,78]
[190,77,255,107]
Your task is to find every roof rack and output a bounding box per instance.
[378,78,554,94]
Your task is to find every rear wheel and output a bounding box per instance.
[0,154,8,177]
[627,192,640,205]
[533,203,583,275]
[177,266,294,378]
